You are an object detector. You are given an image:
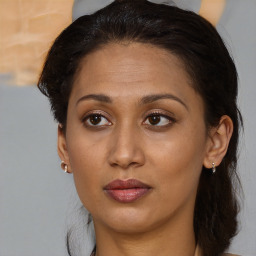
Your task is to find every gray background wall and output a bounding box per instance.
[1,0,255,255]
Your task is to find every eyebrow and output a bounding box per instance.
[76,94,112,105]
[76,93,188,110]
[140,94,188,110]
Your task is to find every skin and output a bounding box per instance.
[58,42,233,256]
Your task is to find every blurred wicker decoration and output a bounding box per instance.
[0,0,74,86]
[199,0,226,26]
[0,0,225,86]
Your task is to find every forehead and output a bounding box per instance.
[70,42,197,102]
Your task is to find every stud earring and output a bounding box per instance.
[61,160,69,173]
[64,164,68,173]
[212,162,216,174]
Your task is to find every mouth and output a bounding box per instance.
[103,179,152,203]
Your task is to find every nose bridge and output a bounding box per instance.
[108,120,144,169]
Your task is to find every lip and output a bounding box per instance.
[104,179,152,203]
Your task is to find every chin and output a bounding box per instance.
[97,207,166,234]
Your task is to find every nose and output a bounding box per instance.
[108,124,145,169]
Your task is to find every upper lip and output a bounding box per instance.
[104,179,151,190]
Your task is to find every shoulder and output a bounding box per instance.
[194,245,240,256]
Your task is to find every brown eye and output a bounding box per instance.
[89,114,102,125]
[144,114,173,126]
[148,115,161,125]
[84,114,111,127]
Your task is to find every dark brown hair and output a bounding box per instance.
[38,1,242,255]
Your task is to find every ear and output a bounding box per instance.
[203,115,233,169]
[57,124,72,173]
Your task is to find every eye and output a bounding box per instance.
[83,114,111,127]
[144,113,174,126]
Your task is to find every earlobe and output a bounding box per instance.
[57,124,72,173]
[203,115,233,169]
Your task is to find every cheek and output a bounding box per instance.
[66,134,107,206]
[148,124,207,200]
[149,123,206,170]
[67,123,108,171]
[152,145,203,193]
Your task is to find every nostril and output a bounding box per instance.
[110,159,139,169]
[108,149,145,169]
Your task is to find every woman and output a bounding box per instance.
[37,0,242,255]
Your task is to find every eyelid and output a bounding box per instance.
[82,110,107,119]
[143,110,176,126]
[144,110,176,119]
[81,110,112,126]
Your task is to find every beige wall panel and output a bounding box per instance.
[0,0,74,85]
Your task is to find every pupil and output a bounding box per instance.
[90,115,101,125]
[149,115,160,125]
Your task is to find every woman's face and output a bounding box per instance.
[59,43,212,234]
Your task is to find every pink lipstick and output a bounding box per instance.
[104,179,151,203]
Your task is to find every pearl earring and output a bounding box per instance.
[61,160,69,173]
[212,162,216,174]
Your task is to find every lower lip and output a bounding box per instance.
[105,188,150,203]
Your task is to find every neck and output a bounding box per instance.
[93,208,196,256]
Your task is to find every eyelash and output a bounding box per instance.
[143,111,176,127]
[82,111,112,128]
[82,111,176,128]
